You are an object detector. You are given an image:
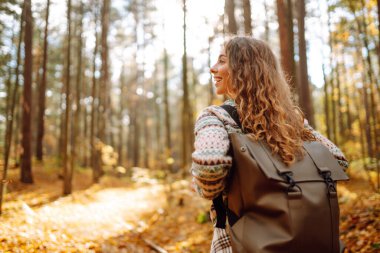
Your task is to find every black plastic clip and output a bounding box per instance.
[281,171,296,187]
[281,172,302,198]
[321,171,337,197]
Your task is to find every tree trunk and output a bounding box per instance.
[117,68,124,166]
[182,0,193,169]
[163,48,172,170]
[20,0,33,184]
[242,0,252,35]
[70,0,84,190]
[321,63,331,140]
[63,0,72,195]
[377,0,380,71]
[0,3,25,215]
[153,67,161,168]
[99,0,110,144]
[224,0,237,34]
[276,0,297,91]
[207,37,214,105]
[335,57,343,143]
[36,0,50,161]
[90,3,100,182]
[82,60,89,167]
[327,4,337,144]
[340,48,352,137]
[133,109,140,167]
[355,88,369,171]
[297,0,314,127]
[263,1,270,42]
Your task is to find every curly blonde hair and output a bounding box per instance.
[225,36,315,166]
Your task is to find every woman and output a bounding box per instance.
[190,36,348,252]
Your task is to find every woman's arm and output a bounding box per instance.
[304,122,349,169]
[190,107,233,200]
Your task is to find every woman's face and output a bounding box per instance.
[210,48,232,96]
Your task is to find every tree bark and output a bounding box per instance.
[153,67,161,168]
[20,0,33,184]
[321,63,331,140]
[335,55,344,143]
[207,37,214,105]
[99,0,110,144]
[377,0,380,71]
[163,48,172,170]
[90,2,101,182]
[276,0,297,91]
[242,0,252,35]
[224,0,237,34]
[327,4,337,144]
[297,0,314,127]
[36,0,50,161]
[263,1,270,42]
[118,68,125,166]
[70,0,84,190]
[63,0,72,195]
[340,47,352,137]
[181,0,193,169]
[1,3,25,215]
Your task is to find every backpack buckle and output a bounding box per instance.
[280,172,302,198]
[321,171,337,197]
[281,171,296,187]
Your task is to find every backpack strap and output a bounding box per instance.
[303,142,348,253]
[220,104,242,129]
[211,104,241,229]
[212,194,226,228]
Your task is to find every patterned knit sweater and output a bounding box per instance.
[190,100,349,200]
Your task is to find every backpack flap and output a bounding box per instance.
[303,141,349,182]
[230,133,349,183]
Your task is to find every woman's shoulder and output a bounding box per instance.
[195,100,241,133]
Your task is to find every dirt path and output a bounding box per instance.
[0,182,167,252]
[0,166,212,253]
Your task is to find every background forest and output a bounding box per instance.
[0,0,379,252]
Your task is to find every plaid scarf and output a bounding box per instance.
[210,227,233,253]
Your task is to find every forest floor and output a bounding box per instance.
[0,160,379,253]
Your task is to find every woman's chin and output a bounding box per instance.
[215,89,226,95]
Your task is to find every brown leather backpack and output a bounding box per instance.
[217,105,349,253]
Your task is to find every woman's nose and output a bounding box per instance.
[210,64,217,74]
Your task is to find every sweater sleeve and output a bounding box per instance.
[190,107,233,200]
[305,122,349,169]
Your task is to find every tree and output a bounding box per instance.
[180,0,194,169]
[20,0,33,184]
[321,63,331,140]
[117,67,125,166]
[327,3,338,144]
[90,0,101,182]
[36,0,50,161]
[242,0,252,34]
[225,0,237,34]
[377,0,380,69]
[63,0,72,195]
[0,1,25,215]
[99,0,110,144]
[70,0,84,187]
[163,49,172,170]
[276,0,297,91]
[297,0,314,127]
[263,1,270,42]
